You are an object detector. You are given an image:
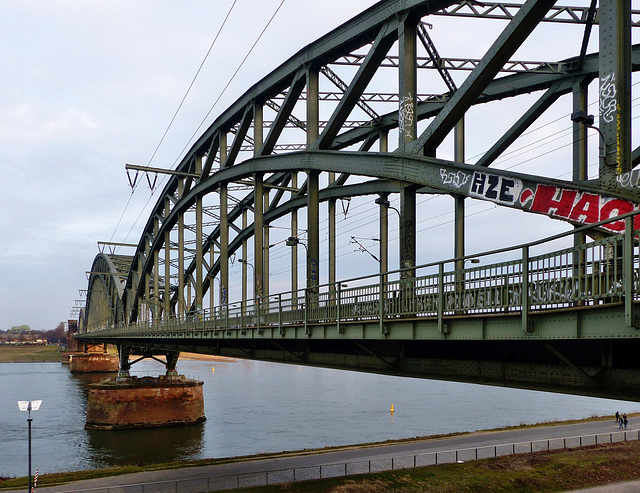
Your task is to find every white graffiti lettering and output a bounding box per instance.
[468,171,523,205]
[440,168,470,189]
[617,167,640,189]
[398,93,414,138]
[599,72,617,124]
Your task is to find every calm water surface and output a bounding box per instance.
[1,358,639,477]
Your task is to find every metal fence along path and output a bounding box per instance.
[43,429,640,493]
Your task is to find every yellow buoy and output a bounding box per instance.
[212,367,215,372]
[390,404,394,413]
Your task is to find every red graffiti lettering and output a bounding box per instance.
[525,185,638,233]
[600,199,633,232]
[568,193,600,224]
[530,185,577,218]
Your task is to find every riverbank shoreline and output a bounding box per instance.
[0,345,62,363]
[0,346,237,364]
[2,416,640,492]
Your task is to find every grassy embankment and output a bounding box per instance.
[0,345,62,363]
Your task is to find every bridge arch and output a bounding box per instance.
[76,0,640,403]
[92,0,640,327]
[85,253,130,330]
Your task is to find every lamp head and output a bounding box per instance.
[570,111,595,126]
[375,197,390,208]
[18,400,42,412]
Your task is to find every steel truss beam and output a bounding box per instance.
[434,1,640,27]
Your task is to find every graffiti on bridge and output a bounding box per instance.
[440,168,640,233]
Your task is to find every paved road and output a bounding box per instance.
[7,418,638,493]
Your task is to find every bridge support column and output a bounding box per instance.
[69,343,118,373]
[117,345,131,381]
[86,349,205,430]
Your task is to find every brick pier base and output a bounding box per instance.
[85,375,206,430]
[70,353,119,373]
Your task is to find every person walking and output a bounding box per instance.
[623,414,628,429]
[619,416,624,429]
[616,411,620,423]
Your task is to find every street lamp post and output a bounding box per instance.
[18,400,42,493]
[238,258,256,307]
[286,236,314,305]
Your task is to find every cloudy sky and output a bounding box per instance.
[0,0,635,331]
[0,0,383,330]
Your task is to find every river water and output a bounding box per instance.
[2,358,639,477]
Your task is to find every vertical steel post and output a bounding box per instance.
[328,172,336,305]
[307,65,320,328]
[307,171,320,307]
[291,174,298,294]
[337,283,342,334]
[209,246,215,315]
[278,293,282,334]
[454,117,465,272]
[379,193,389,277]
[573,80,588,304]
[438,263,444,333]
[255,101,266,301]
[398,14,417,288]
[379,193,389,322]
[379,272,386,334]
[398,13,417,153]
[144,236,150,322]
[164,196,171,318]
[454,118,466,310]
[522,246,530,333]
[153,216,159,320]
[242,209,248,316]
[178,179,185,318]
[400,185,417,285]
[195,156,203,316]
[219,136,229,310]
[379,131,389,280]
[598,0,631,184]
[264,191,270,298]
[254,173,264,300]
[624,215,635,327]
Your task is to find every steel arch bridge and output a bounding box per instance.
[77,0,640,401]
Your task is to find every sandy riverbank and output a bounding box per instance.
[178,352,237,362]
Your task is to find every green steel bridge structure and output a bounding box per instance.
[76,0,640,402]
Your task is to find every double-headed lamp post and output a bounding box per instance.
[18,400,41,493]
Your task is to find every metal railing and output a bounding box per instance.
[84,211,640,337]
[51,429,640,493]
